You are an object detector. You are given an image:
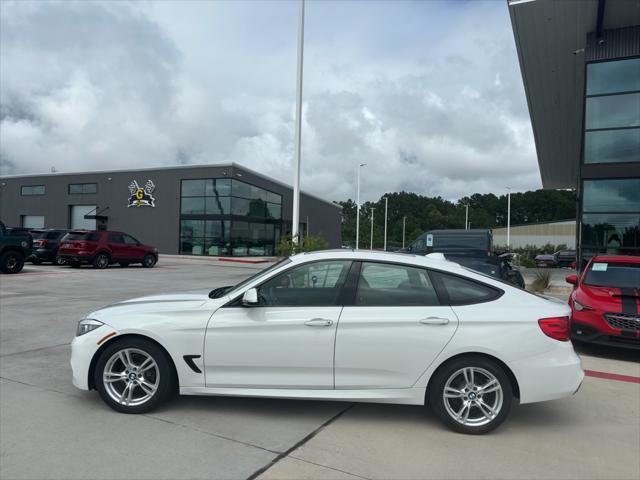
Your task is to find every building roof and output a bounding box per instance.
[0,162,341,210]
[508,0,640,189]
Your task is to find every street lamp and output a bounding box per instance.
[464,203,469,230]
[402,216,406,248]
[370,207,375,251]
[291,0,305,245]
[506,187,512,248]
[355,163,366,249]
[383,197,388,251]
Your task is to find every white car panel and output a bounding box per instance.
[335,306,458,388]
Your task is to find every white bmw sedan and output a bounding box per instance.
[71,250,583,434]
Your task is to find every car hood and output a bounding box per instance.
[576,284,638,310]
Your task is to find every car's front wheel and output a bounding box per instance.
[93,252,110,269]
[0,251,25,274]
[95,338,174,414]
[429,356,512,434]
[142,254,157,268]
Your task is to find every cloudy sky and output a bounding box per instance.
[0,0,539,202]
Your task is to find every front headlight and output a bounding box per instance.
[77,318,103,336]
[573,299,593,311]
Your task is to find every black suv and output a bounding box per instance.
[0,221,33,273]
[28,229,70,265]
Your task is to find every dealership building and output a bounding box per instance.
[0,163,342,256]
[509,0,639,263]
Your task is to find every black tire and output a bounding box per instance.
[31,257,42,265]
[428,355,512,435]
[119,262,130,268]
[142,254,157,268]
[0,251,25,274]
[54,256,66,266]
[94,338,174,414]
[93,252,110,269]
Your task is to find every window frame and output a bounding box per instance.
[68,183,98,194]
[429,269,503,306]
[20,185,46,196]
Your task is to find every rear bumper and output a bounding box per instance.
[28,249,56,261]
[571,321,640,349]
[59,253,94,264]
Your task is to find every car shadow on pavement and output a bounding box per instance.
[572,341,639,363]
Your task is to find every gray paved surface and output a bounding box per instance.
[1,257,638,480]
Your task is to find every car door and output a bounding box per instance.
[107,233,126,260]
[122,234,145,261]
[335,261,458,389]
[204,260,352,389]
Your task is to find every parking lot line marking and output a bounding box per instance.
[584,369,640,384]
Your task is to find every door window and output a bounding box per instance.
[108,234,124,244]
[356,262,439,306]
[432,272,500,305]
[123,235,139,245]
[257,260,351,306]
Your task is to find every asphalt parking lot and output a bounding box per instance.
[1,257,638,480]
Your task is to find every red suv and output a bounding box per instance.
[58,230,158,269]
[566,255,639,349]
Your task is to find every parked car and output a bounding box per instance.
[71,250,583,434]
[534,254,557,268]
[0,221,33,274]
[58,230,158,269]
[28,229,69,265]
[554,250,576,268]
[446,253,525,289]
[403,229,492,257]
[566,255,639,349]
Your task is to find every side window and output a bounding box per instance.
[433,272,500,305]
[411,239,426,251]
[356,262,439,306]
[108,234,124,244]
[257,261,351,306]
[123,235,139,245]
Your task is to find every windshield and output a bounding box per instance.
[224,257,292,297]
[583,262,640,290]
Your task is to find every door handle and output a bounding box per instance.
[419,317,450,325]
[305,318,333,327]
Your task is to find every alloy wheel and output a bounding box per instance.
[442,367,503,427]
[103,348,160,407]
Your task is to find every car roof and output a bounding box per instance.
[591,255,640,264]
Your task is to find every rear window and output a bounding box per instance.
[434,235,489,249]
[65,232,100,242]
[583,262,640,290]
[432,271,501,305]
[45,231,62,240]
[30,230,47,239]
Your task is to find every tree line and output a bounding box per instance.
[337,189,576,249]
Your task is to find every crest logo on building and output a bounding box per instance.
[127,180,156,207]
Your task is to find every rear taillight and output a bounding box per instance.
[41,239,49,247]
[538,317,570,341]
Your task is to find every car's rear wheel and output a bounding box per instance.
[93,252,110,269]
[95,338,174,414]
[0,251,25,274]
[142,254,157,268]
[429,356,512,434]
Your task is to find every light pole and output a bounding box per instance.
[355,163,366,249]
[464,203,469,230]
[291,0,305,246]
[402,216,406,248]
[383,197,388,251]
[506,187,511,248]
[370,207,375,250]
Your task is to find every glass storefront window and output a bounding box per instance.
[266,203,281,219]
[587,58,640,96]
[584,128,640,164]
[583,179,640,212]
[232,180,252,199]
[585,93,640,130]
[181,197,205,214]
[267,191,282,204]
[231,197,251,216]
[582,213,640,256]
[205,197,230,215]
[182,179,208,197]
[180,219,205,238]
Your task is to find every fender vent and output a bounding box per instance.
[183,355,202,373]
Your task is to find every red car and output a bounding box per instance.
[566,255,639,349]
[58,230,158,269]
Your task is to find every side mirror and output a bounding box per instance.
[242,288,259,306]
[565,274,578,286]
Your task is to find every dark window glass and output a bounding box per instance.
[65,232,100,241]
[587,58,640,96]
[182,179,207,197]
[583,261,640,289]
[69,183,97,194]
[108,234,124,243]
[180,237,205,255]
[214,178,231,196]
[69,184,82,194]
[258,260,351,306]
[205,220,230,240]
[267,191,282,204]
[46,231,61,240]
[433,272,498,305]
[584,128,640,164]
[123,235,138,245]
[180,219,205,238]
[181,197,205,214]
[232,180,252,198]
[21,185,46,195]
[231,197,251,216]
[583,179,640,212]
[356,262,439,306]
[266,203,282,219]
[582,213,640,257]
[205,196,230,215]
[585,93,640,130]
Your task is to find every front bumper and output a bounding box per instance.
[70,325,118,390]
[571,321,640,349]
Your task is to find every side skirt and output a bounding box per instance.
[179,386,426,405]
